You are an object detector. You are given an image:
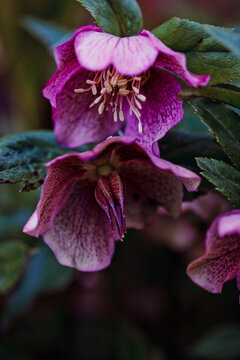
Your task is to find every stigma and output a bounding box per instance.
[74,66,149,133]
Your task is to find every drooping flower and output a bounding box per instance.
[43,25,210,153]
[23,137,200,271]
[143,193,229,254]
[187,209,240,293]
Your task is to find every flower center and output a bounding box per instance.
[74,66,150,133]
[97,164,113,177]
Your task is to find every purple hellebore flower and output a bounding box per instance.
[23,136,200,271]
[43,25,210,153]
[187,209,240,293]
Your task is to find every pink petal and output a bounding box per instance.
[43,26,101,107]
[142,30,210,87]
[218,212,240,237]
[43,31,81,108]
[43,181,115,271]
[74,29,159,75]
[23,154,84,237]
[54,68,122,148]
[124,180,158,229]
[187,210,240,293]
[124,69,184,152]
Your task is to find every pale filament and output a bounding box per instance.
[74,66,150,133]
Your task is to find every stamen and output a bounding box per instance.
[92,84,97,95]
[119,111,124,122]
[119,89,130,95]
[114,110,118,122]
[132,86,139,94]
[98,101,105,115]
[74,66,150,133]
[137,94,146,102]
[86,79,96,85]
[74,88,86,93]
[89,95,103,108]
[135,98,142,109]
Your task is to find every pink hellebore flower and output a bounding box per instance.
[23,137,200,271]
[43,25,210,153]
[187,210,240,293]
[143,193,229,253]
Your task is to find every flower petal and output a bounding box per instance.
[43,30,81,107]
[142,30,210,87]
[54,68,122,147]
[124,69,184,152]
[74,29,158,75]
[124,180,157,229]
[43,26,101,107]
[43,181,115,271]
[187,210,240,293]
[23,154,85,237]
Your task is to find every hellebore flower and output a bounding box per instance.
[23,137,200,271]
[187,209,240,293]
[143,193,229,253]
[43,25,210,153]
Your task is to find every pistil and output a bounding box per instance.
[74,66,149,133]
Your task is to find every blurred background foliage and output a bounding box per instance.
[1,0,240,359]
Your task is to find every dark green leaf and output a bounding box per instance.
[191,99,240,168]
[196,158,240,207]
[0,131,73,192]
[158,131,227,173]
[179,84,240,109]
[22,16,72,52]
[186,52,240,85]
[77,0,143,37]
[152,17,231,52]
[204,25,240,56]
[0,240,27,293]
[153,18,240,85]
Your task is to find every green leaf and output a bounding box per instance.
[179,84,240,109]
[152,17,230,52]
[0,240,27,293]
[153,18,240,84]
[204,25,240,56]
[0,131,72,192]
[190,99,240,169]
[77,0,143,37]
[22,16,72,52]
[186,52,240,85]
[196,158,240,207]
[158,131,227,173]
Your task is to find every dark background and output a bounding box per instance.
[0,1,240,359]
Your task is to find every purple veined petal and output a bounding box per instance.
[124,179,158,229]
[55,26,101,69]
[147,155,201,193]
[141,29,210,87]
[23,154,85,237]
[124,69,184,152]
[187,210,240,293]
[53,68,123,148]
[119,159,184,217]
[43,26,101,108]
[43,181,115,272]
[74,29,159,75]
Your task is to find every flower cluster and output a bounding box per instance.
[24,23,214,272]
